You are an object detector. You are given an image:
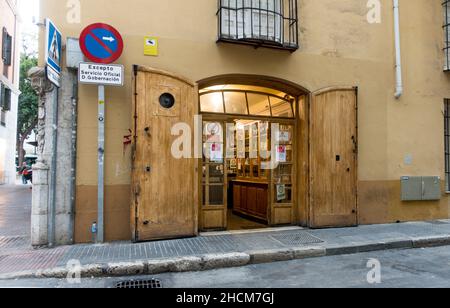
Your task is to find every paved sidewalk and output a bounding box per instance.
[1,219,450,279]
[0,184,32,238]
[1,184,450,279]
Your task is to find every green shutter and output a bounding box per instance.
[3,88,11,111]
[1,28,12,66]
[5,34,12,66]
[1,28,6,63]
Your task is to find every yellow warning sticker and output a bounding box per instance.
[144,36,158,56]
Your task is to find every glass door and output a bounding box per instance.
[270,124,295,225]
[200,121,227,230]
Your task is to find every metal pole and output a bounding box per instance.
[97,85,105,243]
[69,78,78,244]
[48,87,59,247]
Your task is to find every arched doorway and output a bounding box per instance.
[197,75,310,231]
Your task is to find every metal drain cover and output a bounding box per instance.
[115,278,162,289]
[270,232,324,246]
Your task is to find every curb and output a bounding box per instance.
[325,240,413,256]
[1,236,450,280]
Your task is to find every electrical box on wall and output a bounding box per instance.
[66,38,84,69]
[401,176,441,201]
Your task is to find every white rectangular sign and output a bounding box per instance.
[46,65,61,88]
[78,62,124,86]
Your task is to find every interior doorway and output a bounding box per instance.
[198,84,300,231]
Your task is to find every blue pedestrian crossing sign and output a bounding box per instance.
[45,19,62,75]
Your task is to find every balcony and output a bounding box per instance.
[217,0,299,51]
[444,0,450,71]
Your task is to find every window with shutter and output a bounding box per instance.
[0,83,5,126]
[1,27,12,66]
[0,83,11,112]
[0,111,5,126]
[0,83,4,109]
[3,88,11,111]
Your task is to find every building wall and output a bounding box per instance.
[39,0,450,243]
[0,0,19,185]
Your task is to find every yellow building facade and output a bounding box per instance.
[39,0,450,243]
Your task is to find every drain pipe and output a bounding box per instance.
[393,0,403,99]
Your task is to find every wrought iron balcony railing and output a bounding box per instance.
[217,0,299,51]
[444,0,450,71]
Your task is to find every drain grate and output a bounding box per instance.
[270,232,324,246]
[115,279,163,289]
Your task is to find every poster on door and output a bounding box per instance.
[276,184,286,201]
[279,131,290,143]
[276,145,287,163]
[210,143,223,162]
[236,128,245,158]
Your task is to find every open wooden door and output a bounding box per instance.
[131,66,198,241]
[309,88,358,228]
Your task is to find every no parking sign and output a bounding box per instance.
[78,23,124,244]
[79,23,123,64]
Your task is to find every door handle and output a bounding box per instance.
[146,166,151,173]
[144,127,150,137]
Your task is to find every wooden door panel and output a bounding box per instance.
[256,188,268,219]
[241,186,248,212]
[310,88,357,228]
[132,67,197,241]
[233,184,241,211]
[248,187,258,216]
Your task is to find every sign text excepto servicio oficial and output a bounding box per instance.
[78,62,124,86]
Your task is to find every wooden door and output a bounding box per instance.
[310,88,358,228]
[132,67,198,241]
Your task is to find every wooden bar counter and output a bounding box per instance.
[232,180,269,222]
